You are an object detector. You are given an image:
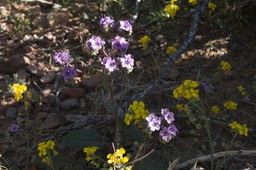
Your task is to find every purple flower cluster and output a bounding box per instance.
[8,124,21,133]
[61,65,77,80]
[119,20,133,34]
[53,51,77,80]
[53,51,70,65]
[146,108,178,142]
[86,15,134,73]
[100,15,115,31]
[112,36,129,51]
[87,36,106,55]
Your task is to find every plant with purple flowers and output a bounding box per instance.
[53,51,70,65]
[61,65,77,80]
[146,108,178,143]
[112,36,129,51]
[100,15,115,31]
[86,15,134,74]
[8,123,21,133]
[87,36,106,55]
[119,20,132,35]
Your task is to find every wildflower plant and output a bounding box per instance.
[86,16,134,74]
[229,121,248,137]
[138,35,151,50]
[37,140,58,166]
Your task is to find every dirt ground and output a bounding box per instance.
[0,0,256,169]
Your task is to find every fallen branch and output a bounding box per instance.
[118,0,208,118]
[171,150,256,169]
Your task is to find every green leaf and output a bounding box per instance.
[62,128,103,150]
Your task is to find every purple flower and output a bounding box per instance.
[100,15,115,30]
[8,124,20,133]
[102,57,117,72]
[161,108,175,124]
[120,54,134,72]
[53,51,70,65]
[200,81,209,92]
[61,65,77,80]
[119,20,132,34]
[112,36,129,51]
[160,125,178,142]
[146,113,162,132]
[87,36,105,54]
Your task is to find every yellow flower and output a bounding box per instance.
[165,3,180,19]
[124,113,133,125]
[38,140,58,165]
[170,0,177,3]
[166,45,176,55]
[220,61,231,72]
[173,80,199,100]
[83,146,98,162]
[26,92,33,99]
[229,121,248,137]
[138,35,151,50]
[107,148,129,165]
[189,0,197,5]
[208,2,217,11]
[126,100,149,125]
[176,104,183,112]
[237,85,246,96]
[224,101,238,110]
[11,83,27,102]
[211,105,220,113]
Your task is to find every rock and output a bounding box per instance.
[82,75,100,88]
[0,56,25,74]
[37,112,49,120]
[25,65,38,75]
[5,107,17,119]
[61,87,86,98]
[48,8,71,27]
[45,94,55,105]
[41,87,53,97]
[43,113,63,129]
[60,98,80,110]
[40,72,56,84]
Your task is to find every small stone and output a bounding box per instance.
[43,113,63,129]
[41,87,53,97]
[37,112,49,120]
[0,56,25,74]
[60,98,80,110]
[25,65,38,75]
[61,87,86,98]
[40,72,55,84]
[5,107,17,119]
[45,94,55,105]
[82,75,100,88]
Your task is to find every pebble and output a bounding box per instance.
[60,98,80,110]
[61,87,86,98]
[25,65,38,75]
[43,113,63,129]
[5,107,18,119]
[40,72,55,84]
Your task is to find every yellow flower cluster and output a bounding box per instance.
[165,0,180,19]
[124,101,149,125]
[11,83,27,102]
[37,140,58,165]
[229,121,248,137]
[220,61,231,72]
[107,148,132,169]
[211,105,220,113]
[224,101,238,110]
[138,35,151,50]
[173,80,200,100]
[83,146,98,161]
[208,2,217,11]
[176,104,190,114]
[166,45,176,55]
[189,0,197,5]
[237,85,246,96]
